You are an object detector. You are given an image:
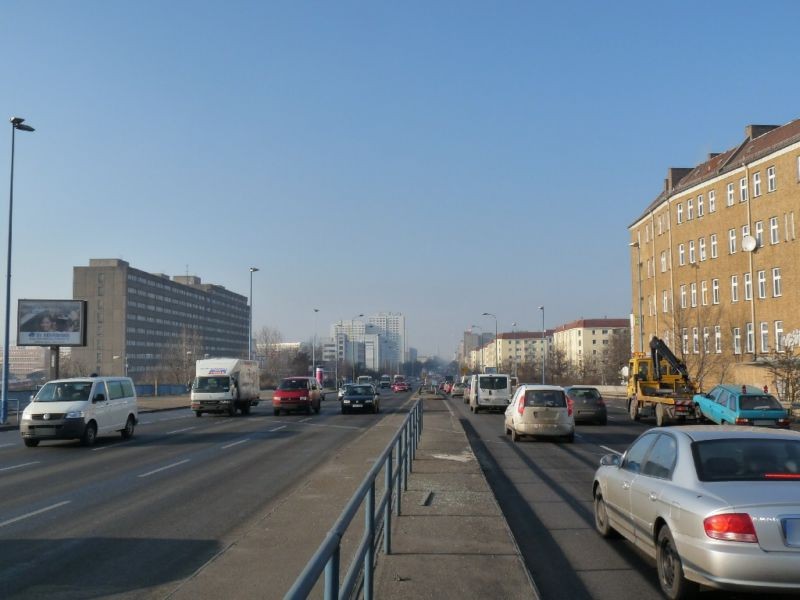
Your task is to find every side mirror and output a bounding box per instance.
[93,394,106,403]
[600,453,621,467]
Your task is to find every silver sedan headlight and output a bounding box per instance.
[65,410,85,419]
[21,413,33,421]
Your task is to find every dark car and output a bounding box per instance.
[341,384,381,414]
[564,386,607,425]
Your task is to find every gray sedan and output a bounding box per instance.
[593,426,800,599]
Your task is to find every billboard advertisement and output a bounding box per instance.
[17,299,87,347]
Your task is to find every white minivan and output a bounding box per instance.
[20,376,138,447]
[468,373,512,413]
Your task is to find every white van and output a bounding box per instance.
[20,376,138,447]
[468,373,512,414]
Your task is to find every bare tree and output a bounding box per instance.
[157,327,205,384]
[763,337,800,406]
[666,302,732,390]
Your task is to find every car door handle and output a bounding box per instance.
[649,492,658,502]
[622,481,631,490]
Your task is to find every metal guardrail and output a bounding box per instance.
[285,398,423,600]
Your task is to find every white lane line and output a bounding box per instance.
[574,433,584,439]
[0,500,71,528]
[0,461,39,472]
[222,439,249,449]
[0,443,15,449]
[600,445,622,456]
[269,426,286,432]
[167,426,196,435]
[138,459,190,478]
[299,418,312,423]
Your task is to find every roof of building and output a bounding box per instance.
[633,118,800,225]
[496,331,549,340]
[553,318,630,333]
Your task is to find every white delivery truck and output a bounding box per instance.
[191,358,260,417]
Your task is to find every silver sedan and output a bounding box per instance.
[592,426,800,599]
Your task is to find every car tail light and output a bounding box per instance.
[517,397,525,416]
[597,396,606,407]
[704,513,758,543]
[777,418,791,428]
[567,398,573,417]
[764,473,800,480]
[735,417,752,426]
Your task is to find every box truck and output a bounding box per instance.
[191,358,260,417]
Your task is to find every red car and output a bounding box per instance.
[272,376,322,416]
[392,381,410,393]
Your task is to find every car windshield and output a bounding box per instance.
[693,438,800,481]
[479,376,508,390]
[279,378,308,390]
[568,388,600,400]
[739,394,784,411]
[349,385,373,395]
[35,381,93,402]
[525,390,566,407]
[193,376,230,391]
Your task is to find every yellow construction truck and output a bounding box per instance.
[626,336,701,427]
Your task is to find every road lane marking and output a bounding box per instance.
[299,418,312,423]
[138,459,190,478]
[600,445,622,456]
[167,427,196,434]
[269,426,286,432]
[0,443,15,449]
[222,439,249,449]
[0,500,71,528]
[574,433,583,439]
[0,461,39,472]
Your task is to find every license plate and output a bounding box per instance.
[754,420,775,426]
[783,519,800,547]
[352,404,362,408]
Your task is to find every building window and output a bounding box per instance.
[744,272,752,301]
[733,327,742,354]
[710,233,718,258]
[660,251,667,273]
[728,229,737,254]
[727,182,735,206]
[740,177,748,202]
[753,172,762,197]
[775,321,784,352]
[692,327,699,354]
[699,237,706,261]
[697,195,704,217]
[758,270,766,299]
[712,279,720,304]
[677,203,683,224]
[682,329,689,355]
[662,290,669,313]
[731,275,739,302]
[767,166,776,192]
[770,216,779,244]
[688,240,696,263]
[690,282,697,307]
[772,268,782,296]
[760,322,769,353]
[678,244,685,266]
[703,327,710,353]
[680,285,687,308]
[742,224,750,240]
[746,322,754,353]
[715,325,722,353]
[755,221,764,247]
[708,190,716,213]
[687,198,694,220]
[701,280,708,305]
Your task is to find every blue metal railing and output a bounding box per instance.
[285,399,423,600]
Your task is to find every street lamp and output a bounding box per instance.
[1,117,35,424]
[482,312,498,372]
[113,355,129,377]
[511,321,517,378]
[248,267,259,360]
[351,313,363,381]
[629,241,644,353]
[538,306,545,384]
[471,324,484,372]
[312,308,319,375]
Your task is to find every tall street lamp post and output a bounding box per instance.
[629,241,644,353]
[482,312,498,372]
[538,306,545,384]
[248,267,259,360]
[2,117,34,424]
[511,321,517,378]
[312,308,319,375]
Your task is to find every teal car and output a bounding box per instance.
[693,384,791,428]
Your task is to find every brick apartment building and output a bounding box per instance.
[629,119,800,389]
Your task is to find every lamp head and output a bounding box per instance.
[249,267,259,273]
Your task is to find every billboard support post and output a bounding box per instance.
[49,346,59,380]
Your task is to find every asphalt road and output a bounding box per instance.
[448,393,789,600]
[0,390,413,599]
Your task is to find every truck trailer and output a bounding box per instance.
[191,358,260,417]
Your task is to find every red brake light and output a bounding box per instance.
[566,398,573,417]
[517,397,525,415]
[597,396,606,406]
[764,473,800,480]
[735,417,751,426]
[777,418,791,428]
[704,513,758,543]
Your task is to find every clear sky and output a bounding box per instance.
[2,1,799,358]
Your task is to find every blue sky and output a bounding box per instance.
[2,1,800,357]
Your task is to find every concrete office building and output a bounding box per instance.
[629,119,800,388]
[72,259,249,380]
[0,346,48,380]
[552,319,630,376]
[367,312,405,372]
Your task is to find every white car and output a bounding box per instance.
[504,384,574,442]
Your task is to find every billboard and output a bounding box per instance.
[17,299,87,347]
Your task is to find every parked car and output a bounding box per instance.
[340,384,381,414]
[504,384,574,442]
[272,376,322,416]
[564,386,607,425]
[392,381,410,393]
[450,382,466,397]
[693,384,791,428]
[593,426,800,598]
[20,376,138,447]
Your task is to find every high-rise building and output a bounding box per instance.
[71,259,249,380]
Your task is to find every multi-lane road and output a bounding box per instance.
[0,390,414,599]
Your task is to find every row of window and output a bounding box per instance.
[679,320,785,355]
